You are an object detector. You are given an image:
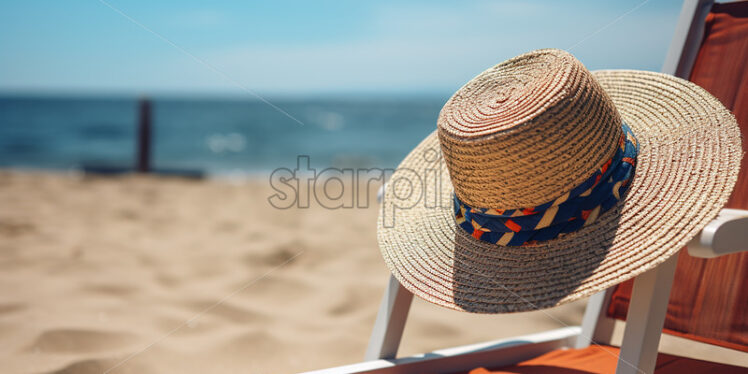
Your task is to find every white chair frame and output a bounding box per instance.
[304,1,748,373]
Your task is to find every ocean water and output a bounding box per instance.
[0,96,446,176]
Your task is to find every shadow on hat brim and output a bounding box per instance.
[377,70,742,314]
[451,209,620,312]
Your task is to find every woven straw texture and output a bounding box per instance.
[377,50,742,314]
[439,49,622,209]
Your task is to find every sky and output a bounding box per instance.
[0,0,684,97]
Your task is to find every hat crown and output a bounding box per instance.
[438,49,623,210]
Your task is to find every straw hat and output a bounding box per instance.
[377,49,742,313]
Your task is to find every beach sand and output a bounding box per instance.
[1,171,740,373]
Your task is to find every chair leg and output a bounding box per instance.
[576,287,615,348]
[364,275,414,361]
[616,254,679,374]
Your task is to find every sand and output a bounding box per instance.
[0,171,740,374]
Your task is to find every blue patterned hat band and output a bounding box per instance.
[454,122,639,246]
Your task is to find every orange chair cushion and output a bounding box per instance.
[465,345,747,374]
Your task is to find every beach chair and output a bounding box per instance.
[304,1,748,373]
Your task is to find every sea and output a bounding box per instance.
[0,95,447,178]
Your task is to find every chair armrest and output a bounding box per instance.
[377,183,387,204]
[688,209,748,258]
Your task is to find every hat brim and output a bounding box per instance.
[377,70,742,313]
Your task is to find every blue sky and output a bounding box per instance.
[0,0,683,96]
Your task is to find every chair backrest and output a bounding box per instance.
[606,1,748,353]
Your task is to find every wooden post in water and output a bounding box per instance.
[136,98,152,173]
